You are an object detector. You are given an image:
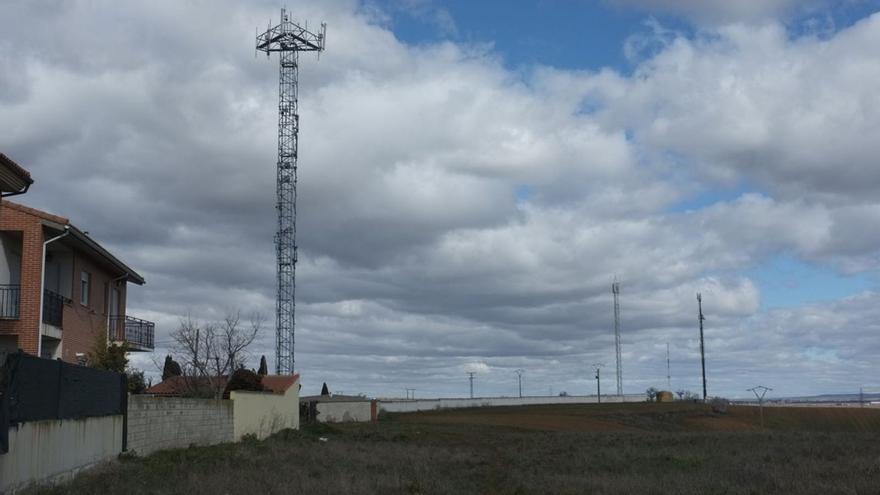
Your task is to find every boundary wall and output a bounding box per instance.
[232,386,299,440]
[0,415,123,494]
[378,394,648,413]
[315,400,373,423]
[126,396,234,456]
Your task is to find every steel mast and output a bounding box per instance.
[256,9,326,374]
[612,281,622,396]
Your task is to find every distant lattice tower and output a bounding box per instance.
[256,9,326,374]
[612,281,622,396]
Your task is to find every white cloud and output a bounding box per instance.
[0,0,877,397]
[608,0,811,24]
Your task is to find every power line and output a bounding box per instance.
[256,10,326,375]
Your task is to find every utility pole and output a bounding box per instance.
[256,10,326,375]
[747,385,772,429]
[697,293,707,400]
[467,372,475,399]
[666,342,671,390]
[592,363,604,403]
[514,369,524,398]
[612,280,623,396]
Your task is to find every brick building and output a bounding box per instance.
[0,199,153,364]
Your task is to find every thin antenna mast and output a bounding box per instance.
[256,10,326,374]
[514,369,524,398]
[612,280,622,396]
[666,342,671,390]
[698,293,707,400]
[592,363,605,403]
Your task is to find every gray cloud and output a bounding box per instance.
[1,0,877,398]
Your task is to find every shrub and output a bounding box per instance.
[223,368,264,399]
[127,369,147,394]
[710,397,730,414]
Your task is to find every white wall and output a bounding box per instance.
[231,382,299,440]
[0,415,124,493]
[127,396,234,456]
[378,394,648,413]
[315,401,373,423]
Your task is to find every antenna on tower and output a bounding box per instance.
[467,372,476,399]
[256,10,326,375]
[612,279,622,396]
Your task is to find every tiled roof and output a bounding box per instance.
[261,374,300,394]
[145,374,299,396]
[144,375,228,395]
[0,153,34,193]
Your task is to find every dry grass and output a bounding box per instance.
[29,403,880,495]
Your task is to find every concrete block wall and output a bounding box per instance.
[127,396,233,456]
[0,415,124,494]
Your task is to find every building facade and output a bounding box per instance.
[0,200,153,364]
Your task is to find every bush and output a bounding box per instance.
[127,369,147,394]
[710,397,730,414]
[223,368,264,399]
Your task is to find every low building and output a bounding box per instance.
[0,200,153,363]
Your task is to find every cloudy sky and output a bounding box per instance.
[1,0,879,399]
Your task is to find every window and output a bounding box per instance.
[80,271,91,306]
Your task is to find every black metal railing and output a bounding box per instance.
[109,315,155,350]
[0,284,20,319]
[43,290,67,328]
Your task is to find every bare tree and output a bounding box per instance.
[168,311,263,398]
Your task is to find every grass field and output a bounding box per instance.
[31,403,880,495]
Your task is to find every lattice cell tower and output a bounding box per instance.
[256,9,326,374]
[612,281,622,396]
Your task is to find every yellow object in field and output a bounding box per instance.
[656,391,674,402]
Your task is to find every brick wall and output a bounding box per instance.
[0,201,131,362]
[0,204,53,355]
[126,396,234,456]
[59,253,128,362]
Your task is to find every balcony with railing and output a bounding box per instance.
[109,315,155,351]
[43,289,68,328]
[0,284,20,319]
